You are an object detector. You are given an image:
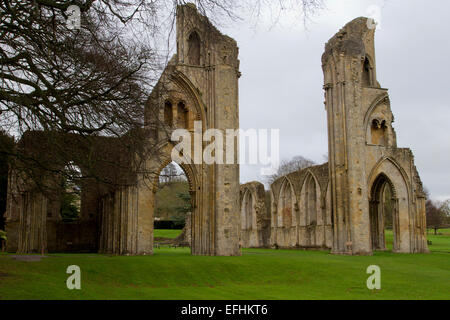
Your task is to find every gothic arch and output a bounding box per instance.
[149,146,198,195]
[239,182,269,248]
[299,171,321,226]
[304,172,321,226]
[187,30,201,65]
[171,71,208,128]
[367,157,411,202]
[364,94,395,147]
[363,93,390,130]
[240,188,254,231]
[362,54,375,87]
[367,157,412,252]
[277,177,296,228]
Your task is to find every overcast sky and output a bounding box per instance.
[215,0,450,201]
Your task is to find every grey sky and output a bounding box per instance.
[217,0,450,201]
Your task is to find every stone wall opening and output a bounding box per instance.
[239,182,270,249]
[177,102,190,129]
[58,162,82,222]
[278,180,294,228]
[371,119,387,146]
[306,175,317,225]
[362,56,373,87]
[369,174,396,251]
[154,161,193,251]
[187,31,201,65]
[164,101,173,127]
[241,189,253,231]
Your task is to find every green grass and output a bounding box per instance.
[385,228,450,253]
[154,229,183,239]
[0,247,448,300]
[0,229,448,300]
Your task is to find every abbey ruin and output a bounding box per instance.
[241,17,429,254]
[3,5,429,256]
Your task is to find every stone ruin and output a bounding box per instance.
[5,4,241,256]
[3,6,429,256]
[239,18,429,254]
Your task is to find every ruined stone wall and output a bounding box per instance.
[98,186,139,255]
[5,12,428,257]
[322,17,428,254]
[4,132,132,254]
[131,3,241,256]
[269,163,332,250]
[5,4,241,257]
[239,182,270,248]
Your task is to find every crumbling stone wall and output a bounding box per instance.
[241,18,427,256]
[5,4,241,257]
[239,182,270,248]
[120,3,241,256]
[269,164,332,250]
[4,132,131,253]
[5,12,428,257]
[322,17,428,254]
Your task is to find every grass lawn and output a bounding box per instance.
[385,228,450,253]
[0,230,448,300]
[154,229,183,239]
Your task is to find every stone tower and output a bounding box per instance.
[5,4,241,256]
[322,18,428,254]
[134,3,242,256]
[172,3,241,256]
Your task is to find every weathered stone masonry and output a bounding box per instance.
[5,11,428,256]
[239,18,428,255]
[5,4,241,256]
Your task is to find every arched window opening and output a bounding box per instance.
[371,118,388,146]
[155,162,191,250]
[188,31,201,65]
[362,57,372,87]
[164,101,173,126]
[279,181,293,227]
[60,162,82,222]
[177,102,189,129]
[241,190,253,231]
[306,176,317,225]
[369,174,396,251]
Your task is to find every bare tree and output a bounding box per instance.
[1,0,325,193]
[426,200,445,235]
[266,155,316,185]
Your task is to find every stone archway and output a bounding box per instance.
[368,158,411,253]
[6,4,242,257]
[369,173,396,251]
[239,182,270,249]
[152,160,197,250]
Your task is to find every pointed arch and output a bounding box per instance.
[364,93,395,147]
[277,177,296,228]
[240,188,254,231]
[362,55,374,87]
[171,70,208,129]
[149,143,198,195]
[187,31,201,65]
[363,93,390,130]
[300,171,322,226]
[367,157,412,252]
[164,101,173,126]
